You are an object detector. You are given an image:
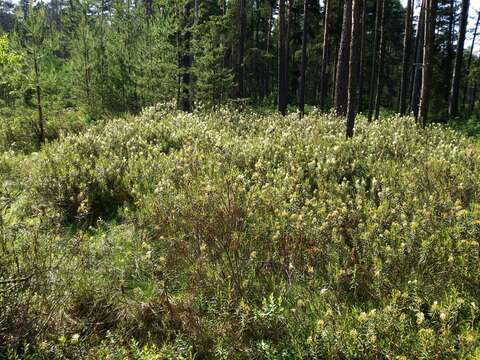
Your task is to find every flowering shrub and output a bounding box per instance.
[2,106,480,358]
[21,105,184,220]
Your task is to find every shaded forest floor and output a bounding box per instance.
[1,106,480,359]
[450,116,480,144]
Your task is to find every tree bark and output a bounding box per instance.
[418,0,437,126]
[332,47,337,104]
[346,0,364,138]
[286,0,293,104]
[448,0,470,118]
[265,3,273,97]
[180,1,192,112]
[374,0,386,121]
[298,0,308,116]
[144,0,153,19]
[319,0,331,111]
[410,2,426,117]
[335,0,353,116]
[221,0,226,15]
[399,0,413,115]
[278,0,288,115]
[463,11,480,110]
[444,0,455,103]
[238,0,246,98]
[368,0,383,122]
[357,0,366,112]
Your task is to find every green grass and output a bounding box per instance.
[1,105,480,359]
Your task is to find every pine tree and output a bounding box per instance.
[357,0,366,112]
[265,0,273,98]
[368,0,383,122]
[374,0,386,121]
[238,0,246,98]
[463,10,479,111]
[180,1,192,112]
[418,0,437,126]
[298,0,307,116]
[448,0,469,117]
[334,0,352,116]
[399,0,413,115]
[444,0,455,104]
[15,4,56,147]
[192,4,235,108]
[68,0,96,115]
[410,2,426,117]
[319,0,331,111]
[278,0,288,115]
[346,0,363,138]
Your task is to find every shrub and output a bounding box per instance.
[21,105,184,221]
[2,106,480,358]
[0,107,88,154]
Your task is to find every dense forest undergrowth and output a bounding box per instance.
[1,0,480,356]
[1,105,480,359]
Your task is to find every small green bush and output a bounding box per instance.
[0,107,88,153]
[21,106,183,221]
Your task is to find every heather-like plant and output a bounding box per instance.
[2,106,480,358]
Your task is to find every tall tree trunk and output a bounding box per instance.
[265,3,273,97]
[410,2,426,117]
[332,47,338,104]
[144,0,153,18]
[357,0,366,112]
[346,0,363,138]
[191,0,199,104]
[254,0,261,100]
[278,0,288,115]
[444,0,455,103]
[335,0,352,116]
[399,0,413,115]
[463,11,480,110]
[374,0,386,121]
[180,1,192,112]
[418,0,437,126]
[319,0,331,110]
[286,0,293,104]
[448,0,470,118]
[221,0,226,14]
[239,0,246,97]
[368,0,383,122]
[299,0,308,115]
